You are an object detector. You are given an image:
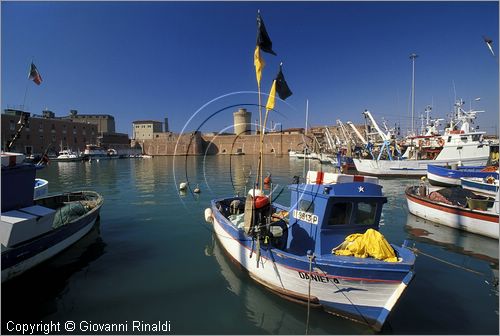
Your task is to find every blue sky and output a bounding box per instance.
[2,1,498,137]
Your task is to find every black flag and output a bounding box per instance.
[256,12,277,56]
[265,64,292,110]
[275,64,292,100]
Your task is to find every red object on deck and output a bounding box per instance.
[254,196,269,209]
[315,171,324,184]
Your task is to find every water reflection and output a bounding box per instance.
[1,221,106,327]
[405,213,498,286]
[206,234,370,335]
[230,155,253,195]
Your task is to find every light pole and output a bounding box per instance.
[410,53,418,135]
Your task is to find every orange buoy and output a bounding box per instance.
[254,195,269,209]
[264,172,272,184]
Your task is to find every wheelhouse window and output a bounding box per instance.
[327,202,353,225]
[353,202,378,225]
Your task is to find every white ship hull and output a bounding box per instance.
[354,157,489,177]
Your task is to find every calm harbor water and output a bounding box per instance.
[2,155,498,334]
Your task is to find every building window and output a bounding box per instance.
[9,120,15,131]
[26,134,30,140]
[52,135,56,142]
[39,124,43,132]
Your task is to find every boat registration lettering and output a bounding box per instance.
[293,210,318,224]
[298,271,338,284]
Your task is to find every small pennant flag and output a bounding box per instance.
[256,11,276,56]
[28,62,42,85]
[266,63,292,111]
[483,36,495,56]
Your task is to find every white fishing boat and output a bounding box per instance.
[354,100,491,177]
[83,145,118,161]
[206,172,416,331]
[405,184,498,239]
[51,149,83,162]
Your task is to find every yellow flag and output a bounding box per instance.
[254,46,265,86]
[265,80,277,111]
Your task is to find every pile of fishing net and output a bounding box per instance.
[53,201,98,228]
[428,187,481,206]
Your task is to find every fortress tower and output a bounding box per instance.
[233,108,252,135]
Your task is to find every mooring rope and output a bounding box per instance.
[409,247,484,275]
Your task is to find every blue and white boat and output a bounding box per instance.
[205,171,415,331]
[427,164,498,187]
[1,152,104,282]
[461,176,499,197]
[34,178,49,200]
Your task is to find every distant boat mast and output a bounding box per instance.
[410,53,418,136]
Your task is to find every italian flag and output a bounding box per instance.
[29,62,42,85]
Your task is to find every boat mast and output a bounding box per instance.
[305,99,309,136]
[410,53,418,136]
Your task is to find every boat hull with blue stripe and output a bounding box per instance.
[427,164,498,187]
[461,177,499,197]
[206,172,415,331]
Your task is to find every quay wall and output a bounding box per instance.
[131,132,204,156]
[202,133,305,155]
[133,132,307,156]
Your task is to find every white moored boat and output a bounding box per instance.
[206,171,415,331]
[354,99,491,177]
[405,184,498,239]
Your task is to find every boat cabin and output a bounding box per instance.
[286,172,387,256]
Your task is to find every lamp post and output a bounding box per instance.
[410,53,418,136]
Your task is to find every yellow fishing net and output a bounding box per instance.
[332,228,399,262]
